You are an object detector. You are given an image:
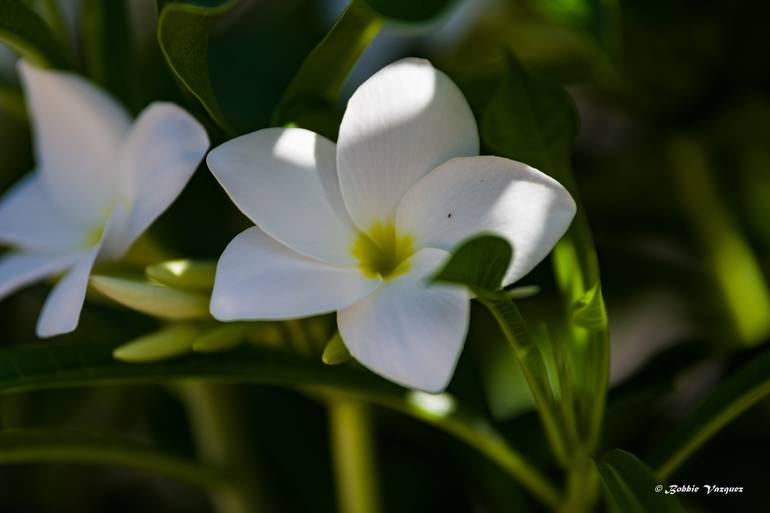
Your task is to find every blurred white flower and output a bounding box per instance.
[0,61,209,337]
[207,58,575,392]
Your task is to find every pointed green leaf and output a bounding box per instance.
[272,1,381,137]
[598,449,684,513]
[145,259,216,291]
[0,0,69,66]
[157,0,236,132]
[113,325,199,363]
[192,323,248,353]
[654,343,770,479]
[91,275,211,320]
[482,55,577,183]
[322,333,351,365]
[572,282,607,331]
[431,235,512,295]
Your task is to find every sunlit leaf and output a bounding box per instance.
[598,449,684,513]
[272,1,381,138]
[654,343,770,479]
[0,0,69,66]
[573,281,607,331]
[157,0,236,132]
[113,325,199,362]
[670,138,770,345]
[431,235,512,295]
[91,275,211,320]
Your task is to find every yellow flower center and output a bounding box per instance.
[352,221,414,280]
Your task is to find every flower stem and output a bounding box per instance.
[561,456,599,513]
[176,381,272,513]
[328,398,382,513]
[479,291,572,466]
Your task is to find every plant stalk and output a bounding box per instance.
[328,398,382,513]
[177,381,271,513]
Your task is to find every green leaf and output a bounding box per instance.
[483,54,608,454]
[359,0,457,23]
[91,275,211,320]
[145,259,216,291]
[528,0,620,67]
[0,0,69,66]
[0,428,225,487]
[479,291,571,465]
[0,340,559,507]
[431,235,512,294]
[572,281,607,331]
[654,343,770,479]
[598,449,684,513]
[157,0,236,132]
[482,55,578,183]
[113,325,199,362]
[322,332,352,365]
[272,1,381,137]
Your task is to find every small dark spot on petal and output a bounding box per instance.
[447,213,452,218]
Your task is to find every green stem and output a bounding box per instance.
[551,158,609,452]
[479,291,572,466]
[562,457,599,513]
[176,382,272,513]
[0,428,225,488]
[328,399,382,513]
[318,387,562,509]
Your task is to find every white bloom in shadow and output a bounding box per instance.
[207,58,575,392]
[0,61,209,337]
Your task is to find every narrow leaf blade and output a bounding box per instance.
[157,0,236,132]
[598,449,683,513]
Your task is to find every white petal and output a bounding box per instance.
[337,58,479,230]
[0,251,81,300]
[207,128,357,265]
[36,247,99,338]
[18,60,131,224]
[210,227,381,321]
[0,172,87,251]
[338,248,470,392]
[397,156,576,286]
[108,102,209,257]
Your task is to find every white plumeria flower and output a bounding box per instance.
[207,58,575,392]
[0,61,209,337]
